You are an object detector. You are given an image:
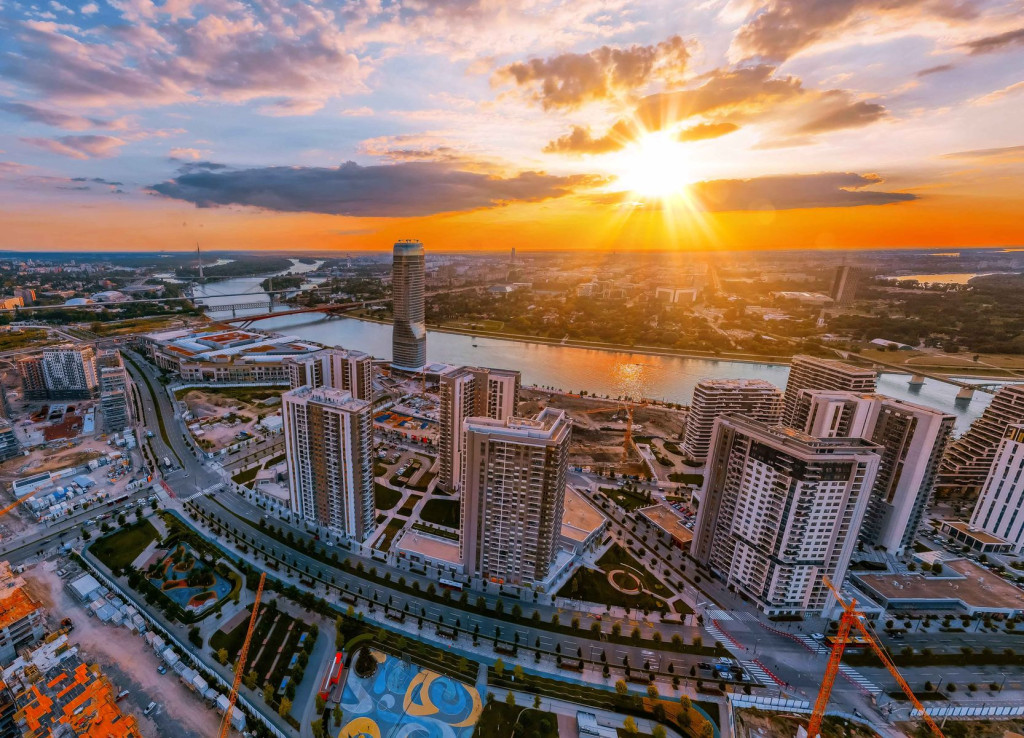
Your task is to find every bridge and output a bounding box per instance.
[210,299,389,327]
[0,287,334,314]
[847,352,1006,400]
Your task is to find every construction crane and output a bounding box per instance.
[219,572,266,738]
[579,400,646,462]
[807,576,943,738]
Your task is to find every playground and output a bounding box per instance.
[146,543,232,613]
[375,410,432,431]
[339,650,482,738]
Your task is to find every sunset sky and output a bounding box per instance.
[1,0,1023,252]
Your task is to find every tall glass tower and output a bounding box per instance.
[391,240,426,370]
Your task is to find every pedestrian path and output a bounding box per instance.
[838,664,882,696]
[794,634,829,655]
[706,608,756,622]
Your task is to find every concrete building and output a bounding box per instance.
[438,365,521,491]
[654,287,698,304]
[781,355,876,426]
[0,421,21,464]
[692,415,880,616]
[940,384,1024,494]
[682,379,782,462]
[791,390,954,553]
[16,357,47,401]
[0,562,45,665]
[42,345,98,400]
[392,240,426,371]
[283,385,374,541]
[97,350,129,434]
[286,348,373,401]
[830,265,859,305]
[968,424,1024,553]
[461,408,570,588]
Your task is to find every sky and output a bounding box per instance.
[1,0,1023,253]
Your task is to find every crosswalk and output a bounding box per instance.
[794,634,829,655]
[738,659,771,686]
[839,664,882,696]
[706,608,756,622]
[704,621,729,646]
[182,483,224,503]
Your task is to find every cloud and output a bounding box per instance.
[71,176,124,186]
[0,162,30,175]
[495,35,692,109]
[148,161,602,217]
[20,134,126,159]
[359,134,468,163]
[973,80,1024,105]
[962,27,1024,54]
[340,107,374,117]
[169,147,204,160]
[795,99,887,133]
[917,63,955,76]
[543,124,631,154]
[80,3,99,14]
[676,121,740,141]
[1,102,114,130]
[731,0,979,62]
[942,144,1024,161]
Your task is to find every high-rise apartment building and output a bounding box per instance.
[692,415,880,615]
[41,345,98,400]
[791,390,954,553]
[392,240,426,371]
[0,562,45,664]
[286,348,373,401]
[683,379,782,462]
[0,421,21,464]
[781,355,876,426]
[461,408,570,587]
[940,385,1024,493]
[97,350,129,433]
[16,356,47,401]
[968,424,1024,552]
[830,265,859,305]
[438,366,521,491]
[282,386,374,541]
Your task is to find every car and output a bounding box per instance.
[697,662,712,670]
[157,665,167,674]
[812,633,825,640]
[116,690,129,701]
[143,702,158,715]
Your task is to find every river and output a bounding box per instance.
[199,272,997,433]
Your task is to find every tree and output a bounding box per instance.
[333,705,342,726]
[244,671,258,690]
[315,695,326,713]
[505,690,516,707]
[534,694,541,709]
[699,721,714,738]
[513,665,525,682]
[216,648,228,665]
[623,717,638,735]
[647,684,659,699]
[278,697,292,717]
[615,680,628,696]
[263,683,275,704]
[653,727,667,738]
[494,658,505,678]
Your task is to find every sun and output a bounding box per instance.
[610,131,694,200]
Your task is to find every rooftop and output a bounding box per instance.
[940,520,1008,545]
[639,504,694,545]
[396,530,462,565]
[561,487,608,543]
[855,558,1024,612]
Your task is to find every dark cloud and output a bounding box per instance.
[171,160,229,173]
[148,161,601,217]
[961,27,1024,54]
[941,144,1024,160]
[676,122,740,142]
[690,172,915,211]
[71,176,124,186]
[496,35,691,109]
[917,63,955,76]
[796,99,887,133]
[0,102,113,130]
[732,0,978,62]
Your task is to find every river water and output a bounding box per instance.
[200,272,998,433]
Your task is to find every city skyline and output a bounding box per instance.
[0,1,1021,252]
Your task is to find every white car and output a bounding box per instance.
[812,633,825,641]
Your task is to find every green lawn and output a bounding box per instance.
[90,520,159,570]
[232,466,260,486]
[557,566,669,613]
[375,518,406,552]
[210,614,250,657]
[599,487,652,512]
[375,483,403,511]
[419,498,460,528]
[397,493,422,517]
[598,545,672,598]
[175,385,288,404]
[264,453,286,467]
[472,702,558,738]
[668,472,704,485]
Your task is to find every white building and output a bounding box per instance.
[286,348,373,401]
[969,424,1024,552]
[461,408,570,588]
[692,415,880,616]
[941,384,1024,493]
[438,365,521,491]
[790,390,954,553]
[781,355,877,426]
[682,379,782,462]
[282,386,374,541]
[42,344,98,399]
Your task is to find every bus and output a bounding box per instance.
[439,578,463,592]
[319,652,344,701]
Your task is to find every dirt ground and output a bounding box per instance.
[179,388,271,452]
[24,561,228,738]
[735,708,880,738]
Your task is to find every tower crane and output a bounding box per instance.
[219,572,266,738]
[579,400,647,462]
[807,575,943,738]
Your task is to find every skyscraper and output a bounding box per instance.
[286,348,373,401]
[682,379,782,462]
[692,415,880,615]
[392,240,426,371]
[791,390,955,553]
[97,350,130,434]
[41,345,98,400]
[438,366,521,491]
[781,355,876,426]
[461,408,570,587]
[940,384,1024,493]
[16,357,46,402]
[282,386,374,541]
[969,424,1024,552]
[830,265,859,305]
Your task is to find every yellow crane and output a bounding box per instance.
[219,572,266,738]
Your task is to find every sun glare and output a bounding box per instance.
[611,131,694,200]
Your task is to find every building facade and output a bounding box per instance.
[692,415,880,615]
[16,357,46,401]
[282,386,374,541]
[830,265,859,305]
[781,355,877,426]
[438,366,521,491]
[97,350,129,434]
[0,422,20,464]
[0,562,44,665]
[969,424,1024,553]
[286,348,373,401]
[461,408,570,587]
[940,384,1024,494]
[41,345,99,400]
[682,379,782,462]
[392,240,427,370]
[791,390,954,553]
